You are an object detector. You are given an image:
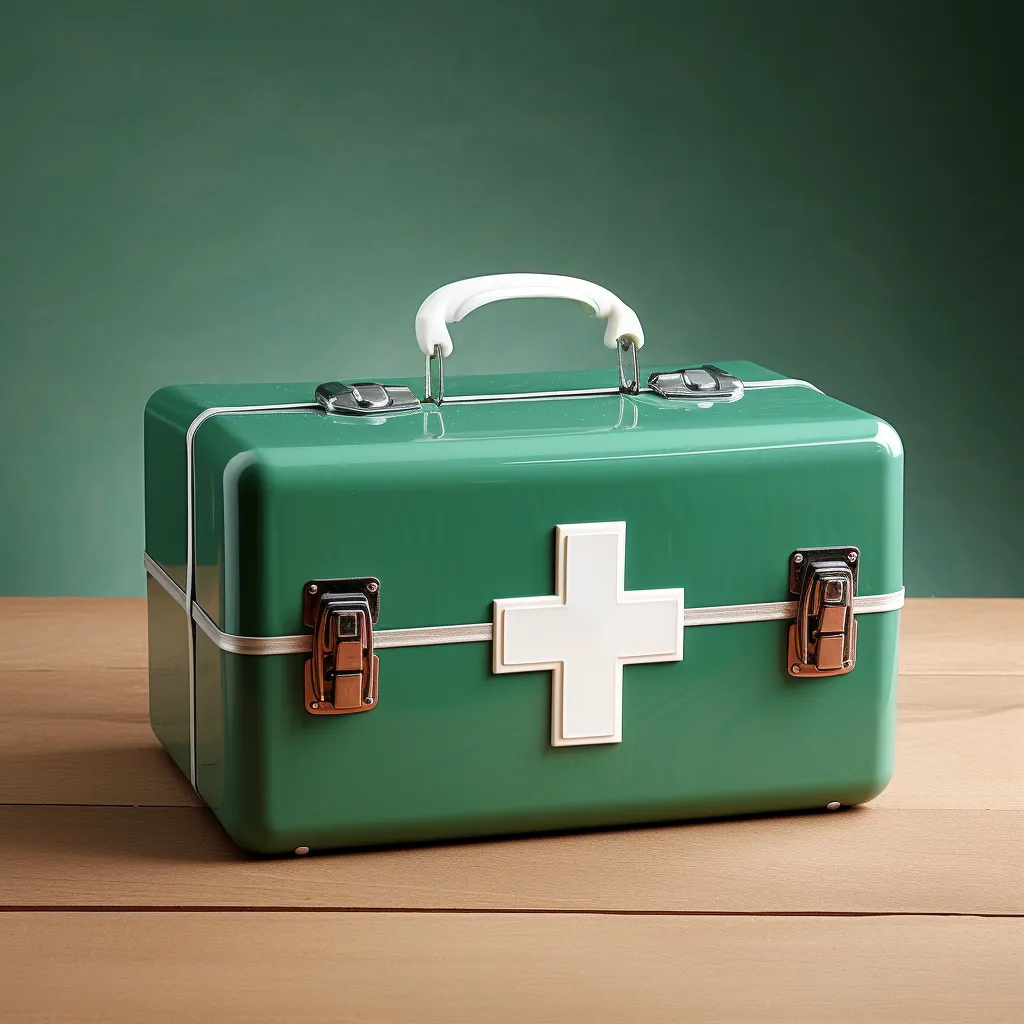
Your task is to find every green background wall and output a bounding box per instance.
[1,1,1021,597]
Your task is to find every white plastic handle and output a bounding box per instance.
[414,273,644,358]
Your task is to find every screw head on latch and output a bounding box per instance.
[365,581,378,594]
[308,583,318,595]
[793,552,804,565]
[847,551,858,563]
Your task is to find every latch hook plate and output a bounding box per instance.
[787,547,859,678]
[303,578,381,715]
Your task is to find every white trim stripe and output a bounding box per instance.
[742,378,821,393]
[145,553,904,656]
[376,622,496,648]
[145,554,186,610]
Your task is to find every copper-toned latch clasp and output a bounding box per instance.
[303,578,381,714]
[787,548,859,678]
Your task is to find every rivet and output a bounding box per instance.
[826,801,841,811]
[847,551,858,563]
[308,583,318,595]
[793,553,804,564]
[295,846,310,856]
[365,581,379,593]
[310,702,319,710]
[364,695,374,705]
[791,663,802,673]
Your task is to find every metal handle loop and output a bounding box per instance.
[424,345,445,405]
[617,338,640,396]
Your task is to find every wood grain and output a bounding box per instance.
[900,598,1024,675]
[870,673,1024,810]
[0,598,148,671]
[0,669,199,806]
[3,913,1022,1024]
[3,805,1020,913]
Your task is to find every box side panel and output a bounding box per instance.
[149,584,277,814]
[194,631,225,808]
[144,383,288,789]
[145,576,191,779]
[144,381,320,595]
[144,388,193,590]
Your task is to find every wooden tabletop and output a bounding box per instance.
[2,598,1021,1021]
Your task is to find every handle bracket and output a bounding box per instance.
[617,339,640,396]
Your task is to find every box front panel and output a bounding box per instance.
[196,396,901,853]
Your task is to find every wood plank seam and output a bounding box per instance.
[2,907,1022,918]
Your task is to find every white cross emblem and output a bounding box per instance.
[493,522,684,747]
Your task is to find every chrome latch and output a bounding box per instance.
[303,578,381,714]
[648,365,743,402]
[316,381,421,415]
[787,547,859,678]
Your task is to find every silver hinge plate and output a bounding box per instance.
[787,547,859,678]
[647,365,744,402]
[316,381,421,416]
[303,578,381,715]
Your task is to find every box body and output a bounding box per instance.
[144,362,902,854]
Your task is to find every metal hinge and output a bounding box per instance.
[787,547,859,678]
[303,578,381,714]
[647,365,744,402]
[316,381,421,416]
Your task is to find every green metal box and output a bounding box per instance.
[144,276,902,855]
